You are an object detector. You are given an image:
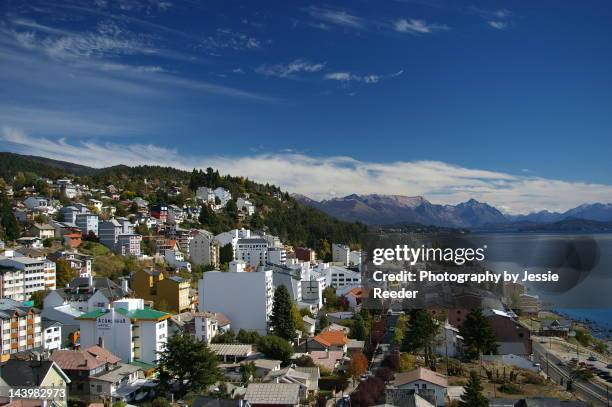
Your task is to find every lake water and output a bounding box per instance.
[467,232,612,312]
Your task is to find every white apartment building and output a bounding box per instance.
[189,230,219,267]
[76,213,99,236]
[215,228,252,256]
[164,249,191,271]
[236,237,268,268]
[213,187,232,206]
[267,247,287,265]
[77,298,170,365]
[349,250,362,267]
[0,253,56,301]
[42,319,62,351]
[198,261,273,335]
[332,244,350,265]
[315,263,361,289]
[237,197,255,216]
[194,311,230,344]
[196,187,216,204]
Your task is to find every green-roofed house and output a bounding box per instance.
[76,298,171,366]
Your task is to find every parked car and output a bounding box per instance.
[588,356,597,361]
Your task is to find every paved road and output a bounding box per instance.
[533,341,611,406]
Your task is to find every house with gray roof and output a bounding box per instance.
[244,383,300,407]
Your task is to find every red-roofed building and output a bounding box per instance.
[298,331,349,353]
[51,345,121,398]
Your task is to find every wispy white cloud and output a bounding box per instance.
[3,128,612,214]
[256,59,326,78]
[0,20,274,102]
[201,28,262,51]
[324,70,403,84]
[393,18,450,34]
[471,6,513,29]
[488,21,508,30]
[306,6,364,29]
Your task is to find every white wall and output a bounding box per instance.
[198,270,272,335]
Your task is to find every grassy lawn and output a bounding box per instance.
[80,241,110,256]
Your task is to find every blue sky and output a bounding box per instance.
[1,0,612,213]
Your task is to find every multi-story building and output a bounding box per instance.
[77,298,171,365]
[198,261,274,335]
[215,228,252,256]
[131,269,191,313]
[236,237,268,268]
[30,223,56,239]
[189,230,219,267]
[164,249,191,271]
[23,196,50,211]
[196,187,216,204]
[0,253,56,300]
[294,247,316,263]
[51,345,147,403]
[42,318,63,351]
[167,205,184,224]
[314,264,360,289]
[237,197,255,215]
[194,311,231,344]
[76,213,99,237]
[213,187,232,206]
[332,244,350,265]
[116,234,142,257]
[267,247,287,265]
[0,298,42,360]
[150,204,168,223]
[44,276,131,313]
[49,251,93,278]
[99,219,141,256]
[99,219,123,248]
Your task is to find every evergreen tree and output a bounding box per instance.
[0,194,20,241]
[402,309,439,367]
[157,333,221,397]
[459,371,488,407]
[460,309,498,360]
[351,314,366,341]
[270,285,296,340]
[219,243,234,264]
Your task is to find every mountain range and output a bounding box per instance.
[294,193,612,228]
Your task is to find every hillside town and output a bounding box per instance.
[0,163,609,407]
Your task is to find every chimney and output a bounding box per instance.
[98,337,104,348]
[121,278,129,293]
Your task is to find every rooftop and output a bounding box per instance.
[313,331,349,347]
[77,307,171,322]
[244,383,300,405]
[391,367,448,389]
[210,343,253,357]
[51,345,121,371]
